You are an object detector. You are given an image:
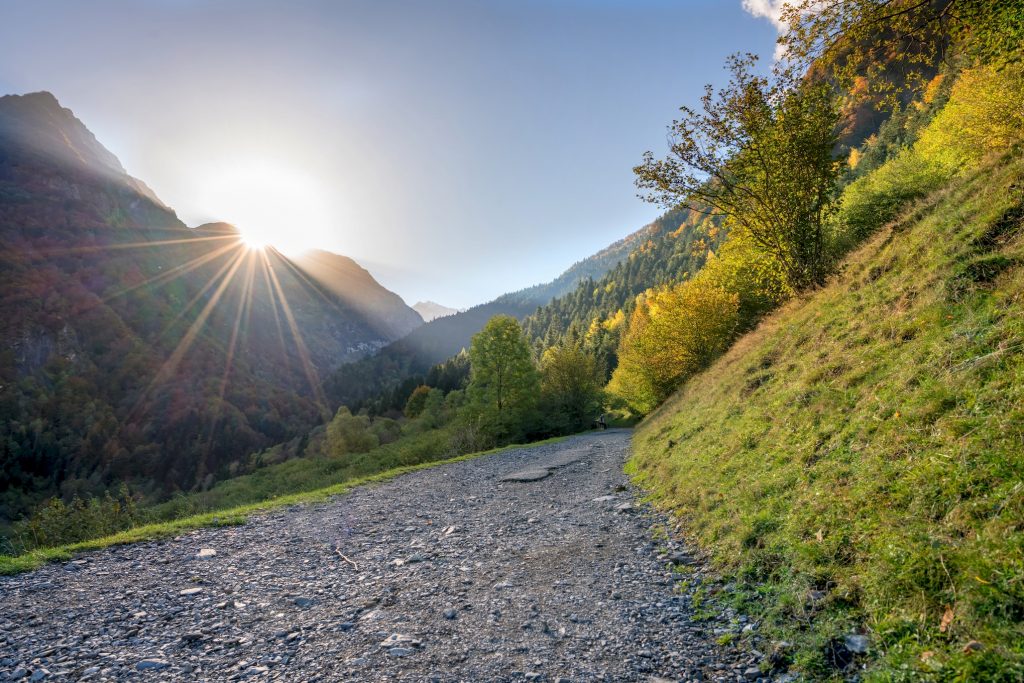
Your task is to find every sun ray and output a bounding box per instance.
[129,248,248,422]
[257,248,292,372]
[266,247,350,317]
[204,248,258,457]
[260,248,331,420]
[24,232,240,259]
[103,238,243,302]
[158,243,246,340]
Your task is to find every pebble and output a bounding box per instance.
[135,659,170,671]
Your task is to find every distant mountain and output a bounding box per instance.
[324,219,662,409]
[0,91,419,522]
[412,301,459,322]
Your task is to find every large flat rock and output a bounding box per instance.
[498,446,591,483]
[499,468,552,482]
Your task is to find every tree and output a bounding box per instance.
[325,407,378,456]
[540,345,605,434]
[780,0,1024,98]
[608,280,739,414]
[465,315,540,441]
[634,54,840,290]
[403,385,432,419]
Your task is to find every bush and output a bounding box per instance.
[539,345,605,434]
[916,64,1024,171]
[838,64,1024,246]
[609,279,739,414]
[325,407,378,455]
[370,417,402,445]
[403,385,432,418]
[12,486,141,552]
[836,149,947,242]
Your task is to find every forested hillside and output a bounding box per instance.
[0,92,421,528]
[322,213,688,410]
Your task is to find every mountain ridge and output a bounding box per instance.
[0,91,421,522]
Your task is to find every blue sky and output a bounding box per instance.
[0,0,778,308]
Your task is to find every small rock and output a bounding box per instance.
[294,597,315,608]
[667,552,695,566]
[380,633,421,648]
[443,608,457,620]
[135,660,170,671]
[844,634,870,654]
[9,669,29,681]
[196,548,217,559]
[388,647,415,657]
[742,667,761,680]
[179,587,203,596]
[181,632,203,643]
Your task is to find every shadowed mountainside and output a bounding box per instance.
[0,91,420,523]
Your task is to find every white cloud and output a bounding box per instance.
[741,0,788,31]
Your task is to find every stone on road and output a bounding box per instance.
[0,430,752,681]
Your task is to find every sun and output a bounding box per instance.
[196,159,335,254]
[241,235,267,250]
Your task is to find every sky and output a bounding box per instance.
[0,0,779,309]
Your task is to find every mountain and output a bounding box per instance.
[412,300,459,322]
[293,249,422,339]
[0,91,419,522]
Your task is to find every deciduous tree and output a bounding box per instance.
[635,54,840,290]
[465,315,540,441]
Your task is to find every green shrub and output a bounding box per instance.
[325,407,378,455]
[12,486,141,553]
[837,149,947,242]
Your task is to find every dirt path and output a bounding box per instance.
[0,430,763,682]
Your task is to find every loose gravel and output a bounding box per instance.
[0,430,773,682]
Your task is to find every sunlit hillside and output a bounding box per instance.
[631,149,1024,679]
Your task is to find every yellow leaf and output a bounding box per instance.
[939,605,954,633]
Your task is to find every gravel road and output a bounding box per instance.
[0,430,768,682]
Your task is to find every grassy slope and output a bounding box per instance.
[630,155,1024,680]
[0,433,567,576]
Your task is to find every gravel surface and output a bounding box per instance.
[0,430,773,682]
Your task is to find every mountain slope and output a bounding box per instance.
[0,92,419,523]
[630,156,1024,678]
[412,300,458,322]
[293,249,422,339]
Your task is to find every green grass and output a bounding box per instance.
[630,155,1024,680]
[0,433,567,576]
